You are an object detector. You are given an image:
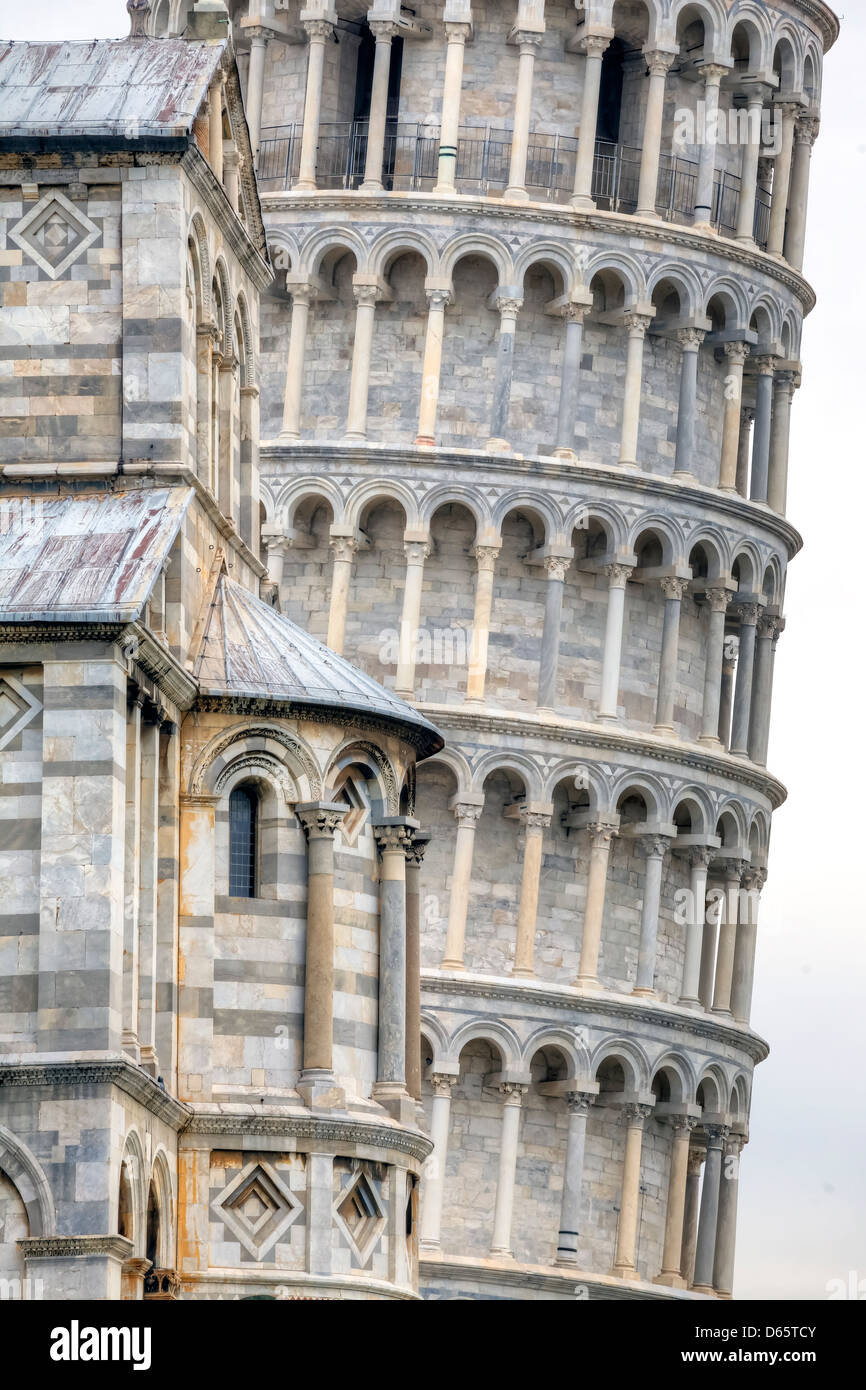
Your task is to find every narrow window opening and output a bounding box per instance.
[229,784,259,897]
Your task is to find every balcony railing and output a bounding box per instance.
[258,122,771,250]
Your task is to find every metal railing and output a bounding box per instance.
[258,121,771,249]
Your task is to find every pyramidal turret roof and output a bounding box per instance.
[195,573,443,756]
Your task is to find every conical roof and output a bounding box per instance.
[195,573,443,755]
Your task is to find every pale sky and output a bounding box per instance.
[3,0,864,1301]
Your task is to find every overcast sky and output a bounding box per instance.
[3,0,864,1301]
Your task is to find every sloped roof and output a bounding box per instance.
[195,572,443,754]
[0,488,192,623]
[0,38,225,138]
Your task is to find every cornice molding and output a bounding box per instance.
[193,695,439,755]
[183,1107,433,1163]
[0,1059,191,1128]
[419,1254,706,1300]
[182,146,272,291]
[19,1235,134,1261]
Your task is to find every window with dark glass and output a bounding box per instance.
[229,784,258,897]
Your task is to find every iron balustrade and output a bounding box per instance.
[258,121,771,249]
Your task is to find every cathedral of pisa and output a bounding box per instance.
[0,0,833,1301]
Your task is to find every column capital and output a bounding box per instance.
[543,553,571,582]
[429,1072,457,1098]
[511,29,544,51]
[643,47,677,76]
[659,575,688,602]
[565,1091,596,1115]
[472,543,501,571]
[369,18,401,40]
[741,864,767,893]
[603,562,633,588]
[353,282,381,308]
[774,367,801,392]
[329,534,360,563]
[734,601,763,627]
[794,115,820,146]
[677,326,706,352]
[561,301,590,325]
[586,820,618,848]
[579,32,612,59]
[703,1123,731,1148]
[518,806,552,832]
[404,828,431,867]
[444,20,472,42]
[637,833,671,861]
[670,1114,699,1135]
[687,1145,706,1176]
[498,1081,528,1104]
[623,1102,654,1126]
[451,800,483,826]
[704,587,731,614]
[754,353,779,377]
[723,340,751,366]
[404,539,432,564]
[302,17,334,41]
[687,845,714,870]
[296,800,349,837]
[757,612,782,641]
[496,296,524,321]
[374,819,417,855]
[698,63,730,86]
[425,286,453,311]
[622,310,653,335]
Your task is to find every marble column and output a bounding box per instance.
[280,279,313,439]
[373,821,413,1102]
[576,822,617,988]
[513,808,551,978]
[326,535,358,655]
[735,406,754,497]
[767,369,798,515]
[730,603,762,757]
[505,32,543,201]
[537,555,570,711]
[404,830,429,1103]
[731,867,765,1025]
[556,1092,596,1266]
[415,288,452,446]
[296,802,348,1087]
[749,615,780,766]
[681,1143,705,1286]
[634,836,670,996]
[767,102,799,259]
[245,26,269,165]
[553,304,588,458]
[692,1124,728,1293]
[619,313,652,466]
[785,117,819,270]
[679,848,711,1005]
[434,22,472,193]
[598,563,632,720]
[636,50,675,218]
[571,33,611,209]
[208,77,224,183]
[735,93,766,244]
[296,18,332,192]
[487,297,523,449]
[699,587,729,745]
[420,1074,456,1250]
[654,576,687,733]
[345,282,379,441]
[123,691,144,1057]
[693,66,728,226]
[361,21,400,192]
[713,1134,744,1297]
[673,328,705,476]
[718,342,750,490]
[466,544,500,702]
[395,539,431,697]
[442,800,483,970]
[491,1083,527,1256]
[655,1117,697,1287]
[712,863,744,1016]
[698,879,723,1011]
[718,638,737,749]
[612,1103,652,1276]
[749,357,776,503]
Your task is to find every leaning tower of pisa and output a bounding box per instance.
[198,0,833,1299]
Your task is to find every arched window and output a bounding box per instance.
[229,784,258,897]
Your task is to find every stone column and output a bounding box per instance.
[692,1124,729,1293]
[699,587,729,745]
[395,539,431,697]
[434,22,472,193]
[655,1117,698,1287]
[420,1074,456,1249]
[730,603,761,757]
[571,33,611,209]
[713,1134,744,1297]
[466,544,500,702]
[712,862,744,1016]
[767,102,799,259]
[326,535,358,655]
[296,802,348,1092]
[296,18,332,192]
[749,615,780,766]
[612,1103,652,1276]
[654,576,687,733]
[208,77,224,183]
[718,342,750,490]
[404,830,429,1103]
[785,117,819,270]
[680,848,711,1005]
[537,554,570,711]
[345,282,379,442]
[280,279,313,439]
[636,50,675,217]
[735,407,754,497]
[361,21,400,192]
[491,1083,527,1256]
[576,822,617,988]
[487,296,523,449]
[718,638,737,749]
[223,142,241,213]
[598,563,632,720]
[373,821,414,1105]
[245,26,269,165]
[735,93,766,244]
[681,1142,705,1286]
[178,793,218,1096]
[123,690,144,1057]
[749,356,776,503]
[553,304,588,458]
[505,32,543,201]
[731,867,765,1025]
[442,799,483,969]
[556,1092,596,1266]
[634,836,670,996]
[137,712,161,1075]
[673,328,705,476]
[415,288,452,446]
[767,369,798,515]
[619,312,652,466]
[693,66,728,226]
[698,878,722,1011]
[513,808,551,978]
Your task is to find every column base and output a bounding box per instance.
[551,446,578,461]
[490,1247,515,1260]
[342,432,367,444]
[618,458,641,470]
[511,967,535,980]
[359,180,384,193]
[279,429,301,441]
[419,1238,442,1255]
[654,1270,687,1289]
[415,434,436,447]
[555,1251,579,1267]
[736,235,757,249]
[293,180,318,193]
[596,712,618,724]
[486,437,511,453]
[297,1069,346,1110]
[631,986,657,998]
[504,186,530,202]
[372,1082,416,1124]
[636,208,661,221]
[672,469,697,482]
[139,1045,158,1078]
[575,974,601,992]
[441,957,465,972]
[611,1262,637,1278]
[697,734,723,747]
[692,216,714,232]
[652,723,675,736]
[570,194,596,211]
[691,1282,716,1296]
[710,1006,733,1019]
[678,994,702,1008]
[432,184,458,197]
